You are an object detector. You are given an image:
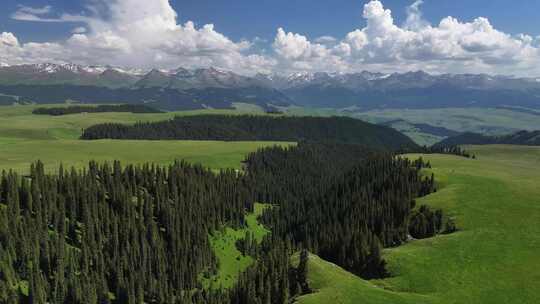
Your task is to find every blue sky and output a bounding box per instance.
[1,0,540,76]
[178,0,540,41]
[2,0,539,43]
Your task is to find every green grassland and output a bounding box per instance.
[296,145,540,304]
[200,203,271,289]
[283,106,540,146]
[3,104,540,302]
[380,119,445,146]
[0,105,288,173]
[0,139,288,173]
[0,104,265,141]
[354,108,540,134]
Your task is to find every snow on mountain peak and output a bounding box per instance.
[3,63,148,76]
[286,72,316,84]
[109,67,148,76]
[83,66,108,74]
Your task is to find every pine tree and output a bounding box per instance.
[297,249,310,294]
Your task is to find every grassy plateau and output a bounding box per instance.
[296,145,540,304]
[0,105,289,172]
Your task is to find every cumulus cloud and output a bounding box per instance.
[273,28,349,72]
[3,0,272,73]
[2,0,540,76]
[270,0,540,75]
[274,28,324,60]
[404,0,428,30]
[0,32,19,47]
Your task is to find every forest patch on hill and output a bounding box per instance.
[80,115,419,151]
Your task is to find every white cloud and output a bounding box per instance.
[11,12,57,23]
[404,0,428,30]
[314,36,337,44]
[270,0,540,75]
[274,28,322,60]
[4,0,272,74]
[0,32,19,47]
[72,27,87,34]
[15,5,52,15]
[10,5,87,23]
[3,0,540,76]
[273,28,348,72]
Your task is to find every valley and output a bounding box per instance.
[285,106,540,146]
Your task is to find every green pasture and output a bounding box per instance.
[297,145,540,304]
[0,105,289,173]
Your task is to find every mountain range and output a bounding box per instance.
[1,63,540,111]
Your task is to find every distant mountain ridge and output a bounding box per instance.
[1,63,540,110]
[434,130,540,147]
[257,70,540,109]
[0,63,289,110]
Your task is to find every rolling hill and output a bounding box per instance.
[80,115,419,151]
[434,130,540,147]
[293,146,540,304]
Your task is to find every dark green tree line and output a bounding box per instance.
[79,115,418,151]
[32,104,163,116]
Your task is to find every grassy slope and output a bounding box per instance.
[297,145,540,304]
[355,108,540,137]
[201,203,271,289]
[284,106,540,146]
[0,139,286,173]
[0,105,289,172]
[383,120,444,146]
[0,104,264,141]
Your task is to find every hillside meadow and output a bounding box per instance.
[296,145,540,304]
[0,105,289,173]
[284,106,540,146]
[2,104,539,303]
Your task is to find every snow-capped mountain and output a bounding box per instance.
[256,70,422,90]
[16,63,105,75]
[0,63,143,87]
[0,63,540,110]
[0,63,291,110]
[134,66,266,90]
[275,71,540,108]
